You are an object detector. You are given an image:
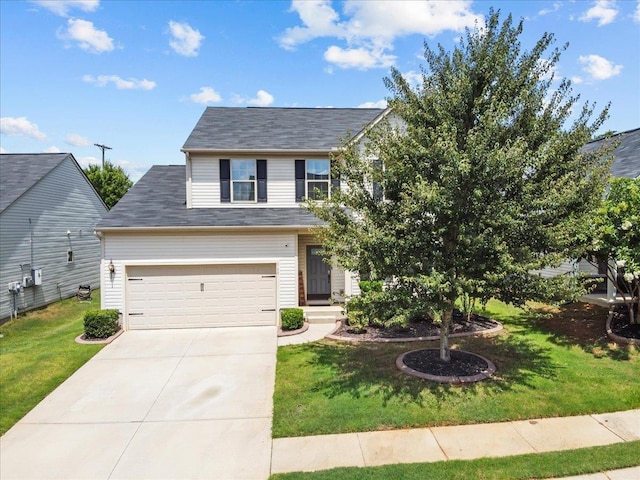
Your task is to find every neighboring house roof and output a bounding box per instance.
[182,107,386,152]
[582,127,640,179]
[0,153,75,213]
[96,165,322,230]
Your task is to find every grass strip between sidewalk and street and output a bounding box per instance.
[0,290,105,435]
[269,440,640,480]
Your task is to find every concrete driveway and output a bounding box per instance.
[1,326,277,480]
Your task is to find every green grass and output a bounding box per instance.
[269,441,640,479]
[273,300,639,438]
[0,291,106,435]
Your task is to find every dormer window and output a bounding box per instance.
[231,159,256,202]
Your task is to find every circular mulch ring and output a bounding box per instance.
[606,304,640,345]
[327,311,502,343]
[277,322,310,337]
[397,348,496,384]
[75,329,123,345]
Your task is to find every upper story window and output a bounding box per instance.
[220,159,267,203]
[306,160,330,200]
[231,159,256,202]
[296,159,337,202]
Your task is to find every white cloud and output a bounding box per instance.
[402,70,423,89]
[44,145,61,153]
[0,116,47,140]
[77,155,100,168]
[58,18,114,53]
[248,90,275,107]
[0,146,8,153]
[634,1,640,22]
[357,100,388,108]
[65,133,92,146]
[189,87,222,104]
[31,0,99,17]
[538,1,562,16]
[579,0,618,26]
[83,74,156,90]
[578,54,623,80]
[571,76,584,84]
[279,0,482,70]
[324,45,395,69]
[168,21,204,57]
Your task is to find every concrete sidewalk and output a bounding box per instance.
[271,410,640,475]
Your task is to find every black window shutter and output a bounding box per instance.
[295,159,305,202]
[220,159,230,203]
[257,159,267,202]
[372,158,383,201]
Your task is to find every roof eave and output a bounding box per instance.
[180,148,337,155]
[95,224,324,233]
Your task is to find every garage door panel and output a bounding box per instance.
[127,264,277,329]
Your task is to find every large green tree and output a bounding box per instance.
[581,177,640,324]
[84,161,133,209]
[308,11,612,361]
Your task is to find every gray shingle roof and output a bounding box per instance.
[96,165,323,229]
[582,127,640,179]
[0,153,71,213]
[182,107,386,151]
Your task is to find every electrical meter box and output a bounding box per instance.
[31,268,42,286]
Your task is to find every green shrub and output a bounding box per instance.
[359,280,383,294]
[281,308,304,330]
[83,309,120,339]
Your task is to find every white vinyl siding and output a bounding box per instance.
[101,231,297,316]
[190,155,343,208]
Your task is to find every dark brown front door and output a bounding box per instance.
[307,246,330,300]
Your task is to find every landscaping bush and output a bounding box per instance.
[358,280,383,294]
[281,308,304,330]
[83,309,120,339]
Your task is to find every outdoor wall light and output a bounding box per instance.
[108,260,115,274]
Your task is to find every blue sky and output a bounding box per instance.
[1,0,639,182]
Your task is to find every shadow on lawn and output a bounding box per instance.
[305,330,556,406]
[527,303,636,361]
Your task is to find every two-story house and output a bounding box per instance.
[96,107,387,330]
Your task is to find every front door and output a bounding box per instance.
[307,246,331,300]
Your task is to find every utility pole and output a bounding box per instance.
[94,143,112,169]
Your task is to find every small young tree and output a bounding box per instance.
[84,161,133,209]
[582,177,640,323]
[308,10,612,362]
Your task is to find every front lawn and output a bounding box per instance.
[0,290,105,435]
[270,441,640,480]
[273,300,639,438]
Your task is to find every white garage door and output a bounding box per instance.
[126,264,277,329]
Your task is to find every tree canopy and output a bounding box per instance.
[308,10,612,361]
[84,161,133,210]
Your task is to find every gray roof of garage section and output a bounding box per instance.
[96,165,323,229]
[182,107,386,151]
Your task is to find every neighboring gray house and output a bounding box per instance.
[539,127,640,298]
[0,153,108,320]
[96,107,388,330]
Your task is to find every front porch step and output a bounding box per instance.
[302,306,346,324]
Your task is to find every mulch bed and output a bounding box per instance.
[609,304,640,340]
[331,310,501,341]
[402,349,491,377]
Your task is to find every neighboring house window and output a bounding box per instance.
[295,159,338,202]
[220,159,267,203]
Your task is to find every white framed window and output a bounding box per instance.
[231,159,256,202]
[306,159,330,200]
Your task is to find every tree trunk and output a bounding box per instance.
[440,308,453,362]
